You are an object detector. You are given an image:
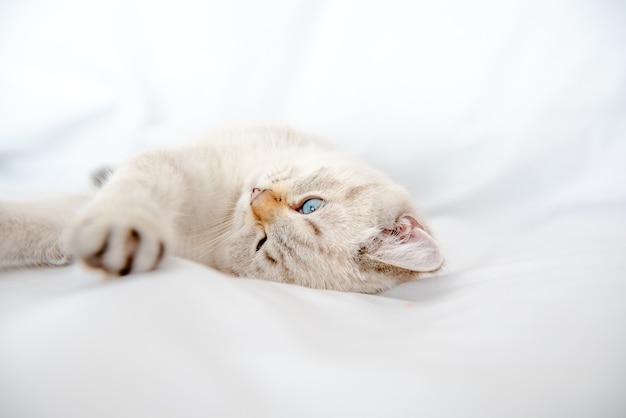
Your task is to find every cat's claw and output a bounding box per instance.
[67,208,168,276]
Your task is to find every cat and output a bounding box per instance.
[0,127,443,293]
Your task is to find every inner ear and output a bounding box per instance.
[364,215,443,272]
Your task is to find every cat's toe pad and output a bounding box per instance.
[68,210,167,276]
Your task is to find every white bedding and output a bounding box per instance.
[1,0,625,417]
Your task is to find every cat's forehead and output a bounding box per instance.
[290,167,341,194]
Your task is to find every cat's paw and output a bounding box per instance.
[67,206,169,276]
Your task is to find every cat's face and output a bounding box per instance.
[217,159,442,293]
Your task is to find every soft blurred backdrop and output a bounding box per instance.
[2,0,624,196]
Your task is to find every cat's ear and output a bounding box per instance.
[365,215,443,272]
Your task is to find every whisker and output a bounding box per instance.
[183,222,233,240]
[191,229,236,261]
[181,215,234,236]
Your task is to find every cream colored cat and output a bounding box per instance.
[0,128,442,293]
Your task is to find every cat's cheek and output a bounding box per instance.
[215,233,256,278]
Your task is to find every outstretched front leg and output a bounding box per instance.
[0,195,90,270]
[67,150,191,276]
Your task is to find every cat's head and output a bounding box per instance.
[218,156,443,293]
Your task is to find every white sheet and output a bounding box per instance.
[1,0,625,417]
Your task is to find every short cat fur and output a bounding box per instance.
[0,128,443,294]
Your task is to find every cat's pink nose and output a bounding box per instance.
[250,188,263,203]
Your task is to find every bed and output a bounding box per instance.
[1,0,625,417]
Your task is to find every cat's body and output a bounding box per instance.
[0,128,442,293]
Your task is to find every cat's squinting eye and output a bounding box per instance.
[299,198,324,215]
[256,235,267,251]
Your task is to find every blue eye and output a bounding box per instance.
[300,198,324,214]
